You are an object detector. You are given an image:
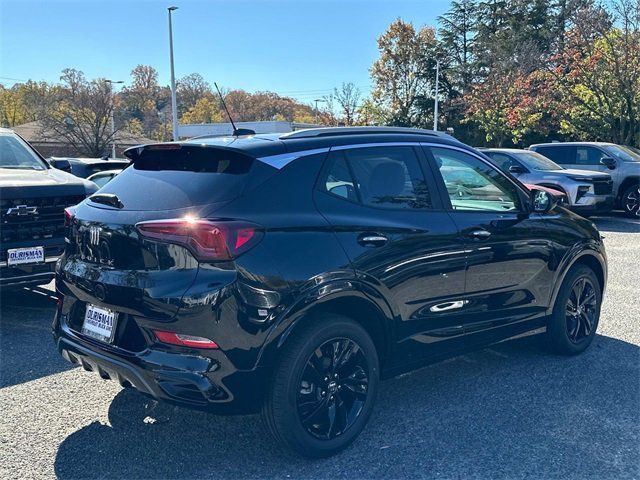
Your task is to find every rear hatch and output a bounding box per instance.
[60,144,274,346]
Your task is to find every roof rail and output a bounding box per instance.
[280,126,451,140]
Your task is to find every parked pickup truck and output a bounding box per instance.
[0,128,96,288]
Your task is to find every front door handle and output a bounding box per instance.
[430,300,468,312]
[357,233,388,247]
[467,229,491,240]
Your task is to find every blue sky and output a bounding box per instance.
[0,0,450,104]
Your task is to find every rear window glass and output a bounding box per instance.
[94,147,258,211]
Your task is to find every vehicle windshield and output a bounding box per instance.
[603,145,640,162]
[0,133,48,170]
[513,151,563,171]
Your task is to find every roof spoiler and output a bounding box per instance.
[123,142,248,162]
[124,143,183,161]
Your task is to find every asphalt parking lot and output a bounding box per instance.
[1,214,638,479]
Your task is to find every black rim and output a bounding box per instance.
[296,338,369,440]
[623,186,639,214]
[565,277,597,343]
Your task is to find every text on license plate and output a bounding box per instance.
[82,304,117,343]
[7,246,44,266]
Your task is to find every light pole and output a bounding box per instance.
[314,99,326,123]
[168,6,179,141]
[106,79,124,158]
[433,59,440,131]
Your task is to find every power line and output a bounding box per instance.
[0,76,29,82]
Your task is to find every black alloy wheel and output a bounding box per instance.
[297,338,369,440]
[262,315,379,458]
[547,265,601,355]
[565,277,597,343]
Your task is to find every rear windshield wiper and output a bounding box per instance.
[89,193,124,209]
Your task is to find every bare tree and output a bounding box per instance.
[177,73,212,116]
[39,69,120,157]
[333,82,361,126]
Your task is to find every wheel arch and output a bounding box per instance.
[617,176,640,201]
[257,283,396,372]
[547,248,607,314]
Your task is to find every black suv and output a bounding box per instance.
[0,128,96,288]
[54,127,607,457]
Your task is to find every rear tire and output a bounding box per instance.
[621,183,640,218]
[261,314,379,458]
[546,265,602,355]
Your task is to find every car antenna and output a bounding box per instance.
[214,82,255,137]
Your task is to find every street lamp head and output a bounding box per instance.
[106,80,124,84]
[168,6,178,11]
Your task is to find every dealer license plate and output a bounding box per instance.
[7,246,44,266]
[81,304,118,343]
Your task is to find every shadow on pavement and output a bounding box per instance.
[591,212,639,233]
[54,334,639,479]
[0,286,76,388]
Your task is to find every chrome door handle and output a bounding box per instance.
[467,229,491,240]
[430,300,468,312]
[357,234,388,247]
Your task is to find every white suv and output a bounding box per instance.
[530,142,640,217]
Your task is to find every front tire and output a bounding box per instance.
[262,314,379,458]
[547,265,602,355]
[621,183,640,218]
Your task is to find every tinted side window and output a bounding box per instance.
[347,146,432,209]
[321,146,432,209]
[576,146,608,165]
[535,146,576,164]
[430,147,521,212]
[486,152,517,171]
[322,151,358,202]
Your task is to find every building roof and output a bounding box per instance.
[12,121,155,145]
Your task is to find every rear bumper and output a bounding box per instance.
[53,309,268,414]
[0,256,58,288]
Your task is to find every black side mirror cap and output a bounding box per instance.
[508,165,526,174]
[600,157,616,169]
[530,187,557,213]
[49,158,72,173]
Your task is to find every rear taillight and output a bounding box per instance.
[135,218,262,261]
[153,330,218,349]
[64,207,76,227]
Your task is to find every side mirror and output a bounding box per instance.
[530,187,557,213]
[49,158,72,173]
[508,165,526,174]
[600,157,616,169]
[329,184,355,200]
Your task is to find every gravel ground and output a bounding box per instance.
[1,214,638,480]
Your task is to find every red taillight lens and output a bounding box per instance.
[64,207,76,227]
[136,219,262,261]
[153,330,218,349]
